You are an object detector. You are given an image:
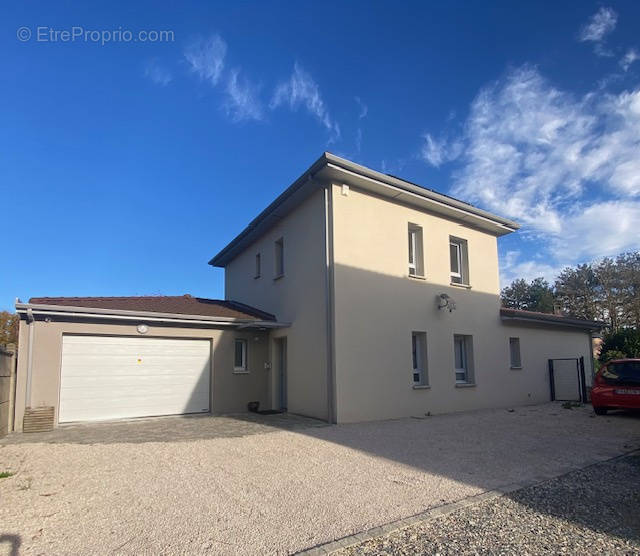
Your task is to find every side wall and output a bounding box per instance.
[224,188,329,420]
[13,319,270,431]
[330,183,592,422]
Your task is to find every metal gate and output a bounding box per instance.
[549,357,587,402]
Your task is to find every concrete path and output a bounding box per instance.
[1,404,639,555]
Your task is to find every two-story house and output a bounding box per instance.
[12,153,600,432]
[211,153,600,423]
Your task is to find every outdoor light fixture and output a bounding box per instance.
[137,324,149,334]
[437,293,457,312]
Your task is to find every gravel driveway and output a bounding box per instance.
[337,453,640,555]
[1,403,639,555]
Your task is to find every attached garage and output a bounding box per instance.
[13,295,286,431]
[59,336,211,423]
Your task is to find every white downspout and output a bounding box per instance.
[25,308,35,409]
[324,184,337,424]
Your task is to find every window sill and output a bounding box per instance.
[233,369,249,374]
[510,366,523,370]
[412,384,431,390]
[455,382,476,388]
[450,282,472,289]
[273,274,284,281]
[408,274,426,281]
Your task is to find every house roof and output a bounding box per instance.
[209,152,520,267]
[500,307,604,330]
[26,295,276,321]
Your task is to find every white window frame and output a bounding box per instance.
[411,331,428,386]
[408,224,424,277]
[234,339,248,372]
[454,335,473,384]
[509,337,522,369]
[255,253,261,279]
[274,237,284,278]
[408,229,417,275]
[449,237,469,286]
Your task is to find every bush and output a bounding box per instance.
[599,329,640,362]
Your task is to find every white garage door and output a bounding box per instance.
[59,335,211,423]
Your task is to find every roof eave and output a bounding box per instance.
[209,152,520,267]
[500,311,604,331]
[15,302,288,328]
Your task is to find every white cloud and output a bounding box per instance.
[620,48,640,71]
[355,96,368,119]
[550,200,640,261]
[420,133,462,168]
[271,63,340,140]
[223,69,263,122]
[355,128,363,153]
[499,250,561,287]
[422,66,640,277]
[579,7,617,51]
[184,34,227,86]
[144,59,172,86]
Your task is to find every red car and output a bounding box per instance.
[592,359,640,415]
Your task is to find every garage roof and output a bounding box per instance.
[500,308,603,330]
[26,295,276,321]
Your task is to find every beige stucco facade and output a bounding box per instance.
[13,319,270,431]
[224,189,330,420]
[15,153,599,429]
[219,161,595,424]
[329,182,593,422]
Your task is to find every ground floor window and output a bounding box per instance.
[411,331,428,386]
[234,339,248,372]
[509,337,522,369]
[454,335,474,384]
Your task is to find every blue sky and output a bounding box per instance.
[2,1,640,310]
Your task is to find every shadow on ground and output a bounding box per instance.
[0,411,327,445]
[0,534,21,556]
[2,404,640,550]
[506,452,640,545]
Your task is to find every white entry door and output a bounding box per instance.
[59,335,211,423]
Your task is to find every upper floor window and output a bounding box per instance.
[449,237,469,286]
[509,337,522,369]
[411,331,428,386]
[408,224,424,277]
[255,253,261,279]
[234,339,248,372]
[274,238,284,278]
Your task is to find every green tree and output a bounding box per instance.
[594,257,624,331]
[554,264,599,321]
[618,252,640,328]
[599,328,640,362]
[0,311,19,346]
[501,277,555,313]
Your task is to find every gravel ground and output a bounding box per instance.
[0,403,639,555]
[338,453,640,555]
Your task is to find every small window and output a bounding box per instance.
[509,337,522,369]
[454,335,474,384]
[234,339,248,372]
[408,224,424,277]
[255,253,261,278]
[449,237,469,285]
[411,332,428,386]
[274,238,284,278]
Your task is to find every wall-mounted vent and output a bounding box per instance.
[23,407,55,433]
